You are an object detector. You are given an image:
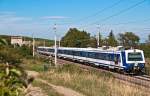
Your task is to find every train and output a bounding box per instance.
[37,46,145,73]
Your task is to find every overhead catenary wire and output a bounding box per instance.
[57,0,123,25]
[79,0,147,29]
[102,17,150,26]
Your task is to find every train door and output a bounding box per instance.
[109,54,114,69]
[114,54,121,68]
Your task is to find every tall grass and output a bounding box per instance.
[40,64,149,96]
[22,58,45,72]
[145,58,150,75]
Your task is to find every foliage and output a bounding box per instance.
[22,58,45,72]
[118,32,140,48]
[89,36,97,48]
[0,38,8,45]
[16,45,33,58]
[0,45,29,96]
[0,63,27,96]
[0,46,23,64]
[61,28,91,48]
[0,35,10,45]
[107,30,118,47]
[139,44,150,58]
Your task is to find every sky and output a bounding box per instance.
[0,0,150,42]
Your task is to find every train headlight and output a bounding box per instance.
[135,62,138,66]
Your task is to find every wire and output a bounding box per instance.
[102,18,150,26]
[57,0,123,25]
[75,0,123,23]
[80,0,146,28]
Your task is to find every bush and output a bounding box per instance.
[0,46,29,96]
[139,44,150,58]
[0,63,28,96]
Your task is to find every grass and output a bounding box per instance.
[22,57,150,96]
[32,80,64,96]
[39,64,149,96]
[145,58,150,75]
[22,57,47,72]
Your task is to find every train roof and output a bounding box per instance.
[38,46,143,53]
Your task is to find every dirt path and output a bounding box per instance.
[26,71,85,96]
[25,85,48,96]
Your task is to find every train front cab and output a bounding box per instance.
[121,49,145,73]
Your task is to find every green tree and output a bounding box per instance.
[61,28,91,48]
[107,30,118,47]
[118,32,140,48]
[90,36,97,48]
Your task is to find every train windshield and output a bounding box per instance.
[128,52,143,61]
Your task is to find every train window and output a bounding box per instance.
[98,53,102,60]
[88,52,95,58]
[74,51,79,56]
[106,54,109,61]
[95,53,99,59]
[128,52,143,61]
[48,49,54,52]
[102,53,106,60]
[83,52,87,57]
[79,51,85,57]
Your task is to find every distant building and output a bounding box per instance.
[11,36,23,46]
[11,36,31,46]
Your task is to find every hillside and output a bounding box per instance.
[0,35,54,47]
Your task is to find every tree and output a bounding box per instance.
[90,36,97,48]
[107,30,118,47]
[118,32,140,48]
[146,34,150,44]
[61,28,91,48]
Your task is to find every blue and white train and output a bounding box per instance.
[37,46,145,73]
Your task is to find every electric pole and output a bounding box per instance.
[43,40,45,47]
[54,24,57,67]
[97,25,100,48]
[32,33,35,57]
[59,37,61,47]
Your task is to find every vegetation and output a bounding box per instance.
[0,31,150,95]
[22,57,46,72]
[61,28,141,48]
[90,36,97,48]
[106,30,118,47]
[0,41,28,95]
[39,64,148,96]
[118,32,140,48]
[61,28,91,47]
[0,63,27,96]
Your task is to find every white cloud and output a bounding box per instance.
[42,16,70,19]
[0,11,15,15]
[0,12,32,24]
